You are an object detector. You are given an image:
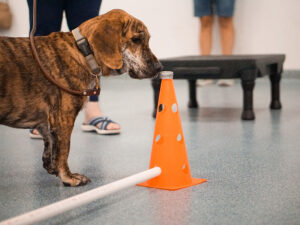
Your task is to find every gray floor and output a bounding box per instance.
[0,74,300,225]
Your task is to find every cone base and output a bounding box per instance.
[137,178,206,191]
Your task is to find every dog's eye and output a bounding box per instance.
[131,37,141,44]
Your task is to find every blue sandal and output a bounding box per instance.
[81,117,121,135]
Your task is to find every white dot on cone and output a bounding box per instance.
[155,135,160,142]
[177,134,182,141]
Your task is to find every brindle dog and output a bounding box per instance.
[0,9,162,186]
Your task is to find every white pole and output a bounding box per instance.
[0,167,161,225]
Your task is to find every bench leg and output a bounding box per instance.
[188,80,199,108]
[269,72,282,109]
[241,79,255,120]
[151,78,161,118]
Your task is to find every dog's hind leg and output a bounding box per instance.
[36,124,58,176]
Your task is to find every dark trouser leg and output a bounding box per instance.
[269,72,282,109]
[152,78,161,118]
[65,0,102,30]
[27,0,64,35]
[188,80,198,108]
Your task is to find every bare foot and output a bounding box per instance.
[29,129,43,139]
[197,79,214,87]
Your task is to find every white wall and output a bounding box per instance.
[0,0,300,69]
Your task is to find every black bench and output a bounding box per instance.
[152,54,285,120]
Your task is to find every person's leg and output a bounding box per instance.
[194,0,214,86]
[65,0,120,133]
[197,15,214,86]
[194,0,214,55]
[216,0,235,46]
[27,0,64,36]
[218,17,234,55]
[216,0,235,86]
[199,15,214,55]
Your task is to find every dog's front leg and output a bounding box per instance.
[56,129,91,186]
[49,114,91,187]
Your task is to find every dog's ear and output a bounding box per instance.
[88,19,123,70]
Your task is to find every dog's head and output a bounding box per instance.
[79,9,162,78]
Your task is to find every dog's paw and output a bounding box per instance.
[61,173,91,187]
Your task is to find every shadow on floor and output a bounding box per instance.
[180,107,265,122]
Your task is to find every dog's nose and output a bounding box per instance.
[154,62,163,73]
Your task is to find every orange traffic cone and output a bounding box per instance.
[138,71,206,190]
